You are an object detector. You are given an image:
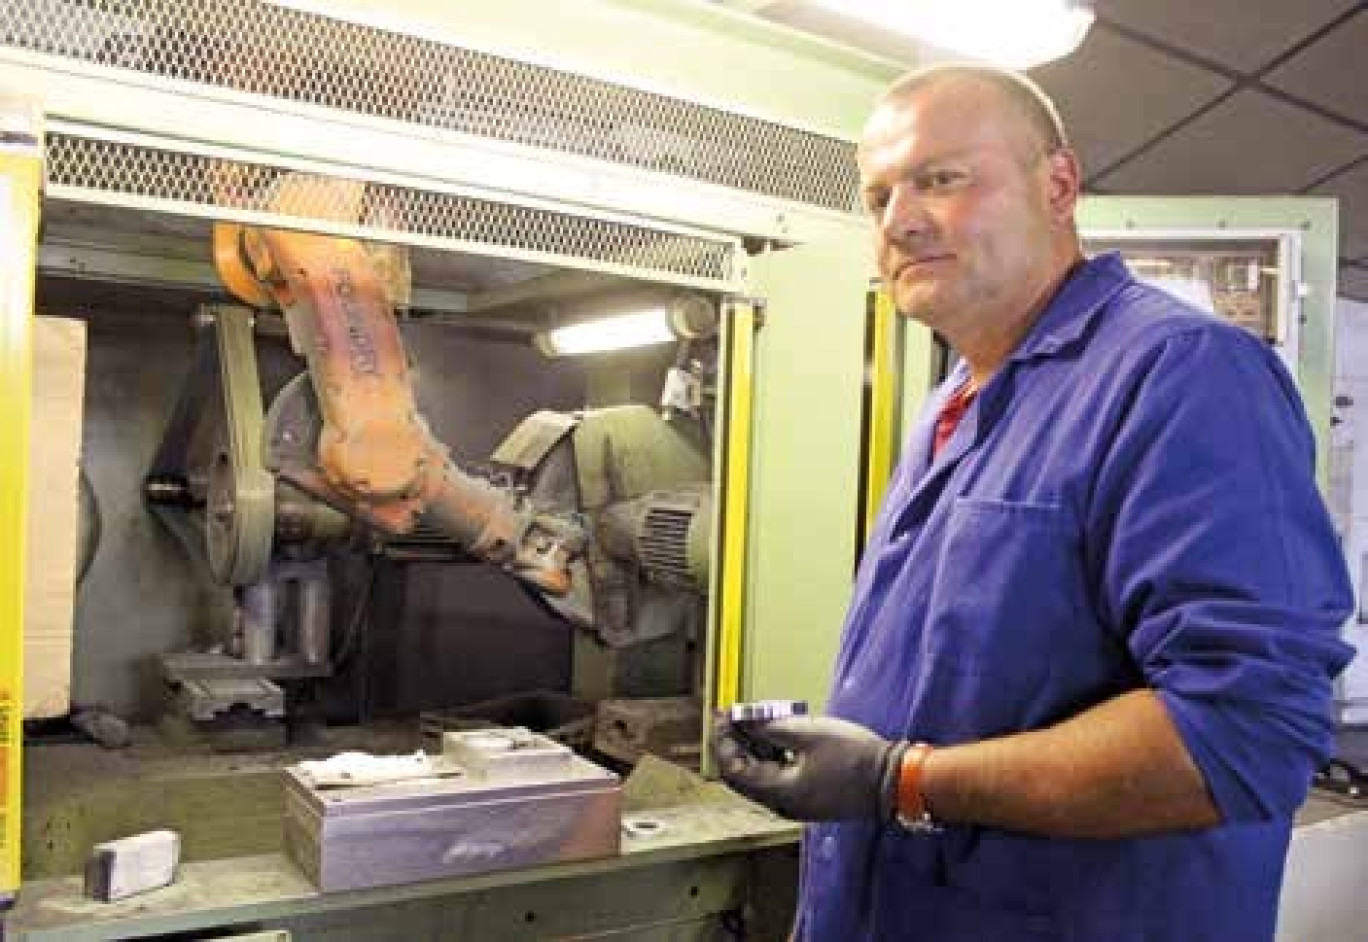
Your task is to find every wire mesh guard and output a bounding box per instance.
[3,0,863,213]
[45,132,741,287]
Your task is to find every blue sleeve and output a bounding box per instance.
[1089,324,1354,822]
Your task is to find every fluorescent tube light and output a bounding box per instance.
[809,0,1093,68]
[536,309,675,357]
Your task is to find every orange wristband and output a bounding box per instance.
[896,742,938,831]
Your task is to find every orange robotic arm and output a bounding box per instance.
[212,177,579,595]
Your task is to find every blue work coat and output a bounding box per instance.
[798,253,1354,942]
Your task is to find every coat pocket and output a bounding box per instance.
[921,497,1086,739]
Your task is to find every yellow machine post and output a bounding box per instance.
[861,286,902,545]
[710,300,758,711]
[0,99,40,903]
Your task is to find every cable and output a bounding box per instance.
[331,558,378,668]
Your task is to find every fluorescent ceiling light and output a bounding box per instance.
[536,309,675,357]
[808,0,1093,69]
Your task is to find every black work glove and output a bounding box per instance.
[712,715,909,821]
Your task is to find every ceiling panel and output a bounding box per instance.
[1314,159,1368,260]
[1095,90,1368,194]
[1030,29,1231,180]
[1096,0,1361,73]
[1341,264,1368,302]
[1263,11,1368,126]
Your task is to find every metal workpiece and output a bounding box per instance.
[726,700,809,724]
[83,828,181,903]
[723,700,808,765]
[442,727,575,780]
[283,734,622,893]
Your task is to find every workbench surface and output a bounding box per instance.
[5,758,800,940]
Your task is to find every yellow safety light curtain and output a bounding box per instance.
[709,299,758,713]
[0,98,40,903]
[856,286,902,560]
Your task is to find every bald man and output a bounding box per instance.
[714,66,1353,941]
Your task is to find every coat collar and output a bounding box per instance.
[1007,252,1132,365]
[890,253,1133,533]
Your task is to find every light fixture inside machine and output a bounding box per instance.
[809,0,1094,68]
[535,295,719,358]
[536,309,675,357]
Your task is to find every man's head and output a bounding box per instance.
[858,65,1083,356]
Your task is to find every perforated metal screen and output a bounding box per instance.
[45,131,740,289]
[3,0,864,214]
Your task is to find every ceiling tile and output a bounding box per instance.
[1095,90,1367,194]
[1264,12,1368,126]
[1342,264,1368,302]
[1030,29,1231,179]
[1314,159,1368,260]
[1096,0,1361,73]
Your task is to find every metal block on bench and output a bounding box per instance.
[284,728,621,892]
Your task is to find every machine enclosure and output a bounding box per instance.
[283,753,621,893]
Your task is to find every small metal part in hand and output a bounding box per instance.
[726,699,808,724]
[726,700,808,762]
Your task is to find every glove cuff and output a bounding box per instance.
[877,740,912,821]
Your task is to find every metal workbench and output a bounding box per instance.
[4,752,800,941]
[13,765,1368,939]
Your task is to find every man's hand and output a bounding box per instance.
[711,715,908,821]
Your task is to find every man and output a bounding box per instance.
[713,65,1354,941]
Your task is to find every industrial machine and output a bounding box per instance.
[141,176,721,742]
